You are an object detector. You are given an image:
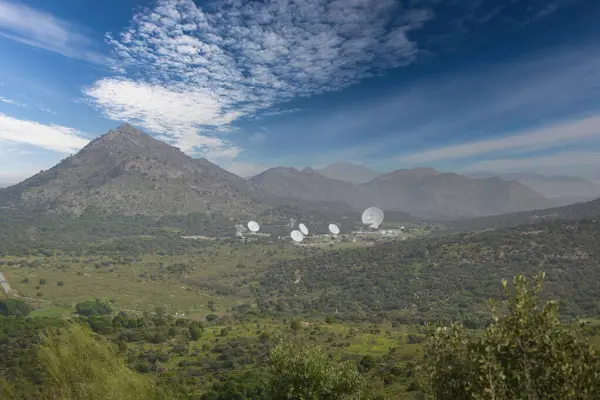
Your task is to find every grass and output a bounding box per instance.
[1,242,314,317]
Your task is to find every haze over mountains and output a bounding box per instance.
[1,124,595,220]
[467,172,600,203]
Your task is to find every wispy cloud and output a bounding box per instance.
[400,114,600,163]
[0,0,107,64]
[464,151,600,172]
[0,113,89,153]
[84,0,434,158]
[0,95,26,107]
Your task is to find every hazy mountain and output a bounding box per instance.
[250,166,552,219]
[468,172,600,200]
[449,197,600,232]
[249,166,371,207]
[315,162,381,184]
[364,169,553,219]
[0,124,264,217]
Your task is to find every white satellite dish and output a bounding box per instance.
[247,221,260,232]
[290,230,304,243]
[298,223,308,235]
[328,224,340,235]
[362,207,384,229]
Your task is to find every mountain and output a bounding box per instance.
[249,166,370,207]
[0,124,264,217]
[468,172,600,201]
[362,169,553,219]
[250,166,552,219]
[448,196,600,231]
[315,162,380,184]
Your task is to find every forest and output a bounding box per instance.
[1,209,600,398]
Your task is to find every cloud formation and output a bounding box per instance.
[0,113,89,153]
[465,151,600,172]
[85,0,433,157]
[0,95,26,107]
[401,114,600,163]
[0,0,106,64]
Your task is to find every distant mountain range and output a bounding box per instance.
[467,172,600,203]
[0,124,583,220]
[251,165,553,219]
[315,162,381,184]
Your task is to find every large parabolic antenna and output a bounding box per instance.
[328,223,340,235]
[298,223,309,235]
[247,221,260,232]
[290,230,304,243]
[362,207,384,229]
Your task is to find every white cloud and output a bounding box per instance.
[461,150,600,182]
[85,0,434,157]
[400,114,600,163]
[0,95,26,107]
[465,151,600,172]
[0,0,106,64]
[0,113,89,153]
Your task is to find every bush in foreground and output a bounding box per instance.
[422,273,600,400]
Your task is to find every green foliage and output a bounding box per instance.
[189,325,203,340]
[290,319,302,332]
[264,342,365,399]
[35,324,165,400]
[206,313,218,322]
[75,300,112,317]
[259,218,600,325]
[422,273,600,400]
[0,299,33,317]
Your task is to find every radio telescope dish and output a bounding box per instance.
[247,221,260,232]
[328,224,340,235]
[362,207,384,229]
[290,230,304,243]
[298,223,308,235]
[234,224,247,237]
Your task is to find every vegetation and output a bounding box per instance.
[2,203,600,398]
[0,298,32,316]
[264,342,365,399]
[422,273,600,399]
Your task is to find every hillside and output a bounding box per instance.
[363,168,553,218]
[0,124,264,217]
[250,166,552,219]
[249,166,372,208]
[448,196,600,231]
[259,216,600,325]
[315,162,381,184]
[468,172,600,201]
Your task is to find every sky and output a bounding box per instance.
[1,0,600,185]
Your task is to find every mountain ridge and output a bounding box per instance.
[0,124,264,217]
[0,124,559,220]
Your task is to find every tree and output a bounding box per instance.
[422,272,600,400]
[206,313,218,322]
[190,325,203,340]
[290,319,302,332]
[76,300,112,317]
[264,342,365,399]
[0,299,32,317]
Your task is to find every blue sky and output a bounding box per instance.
[1,0,600,184]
